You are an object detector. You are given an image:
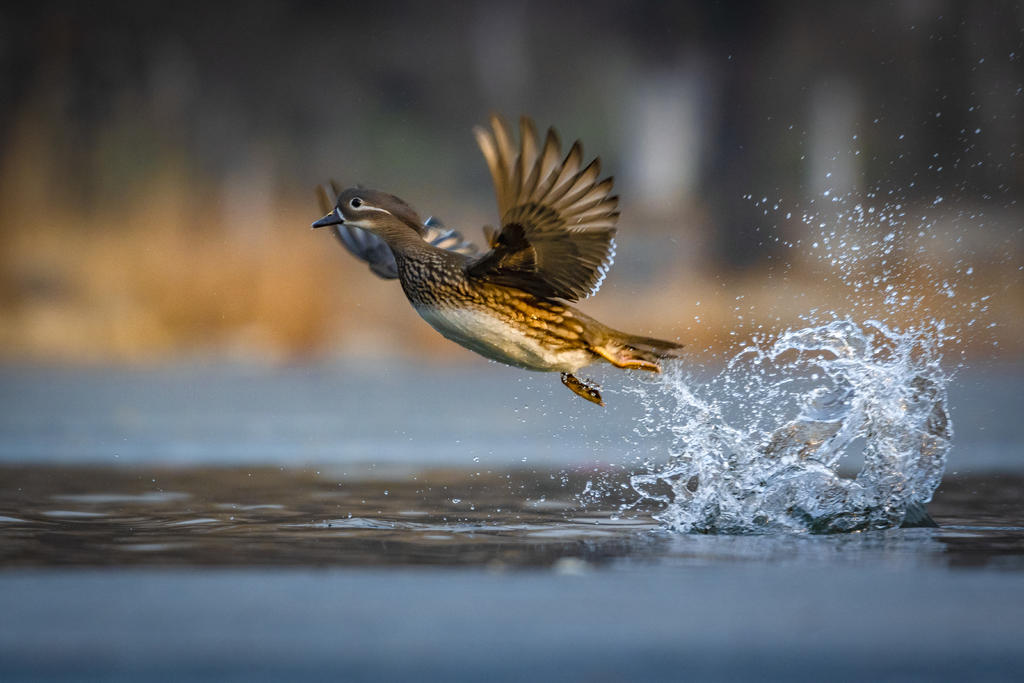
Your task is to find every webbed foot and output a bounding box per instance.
[561,373,604,406]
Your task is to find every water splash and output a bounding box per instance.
[606,173,999,535]
[626,319,951,534]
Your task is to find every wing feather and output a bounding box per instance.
[529,129,563,203]
[467,116,618,301]
[545,142,584,206]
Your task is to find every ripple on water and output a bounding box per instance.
[51,492,191,504]
[40,510,110,519]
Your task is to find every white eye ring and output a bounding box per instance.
[350,198,363,209]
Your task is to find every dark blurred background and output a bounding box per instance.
[0,0,1020,363]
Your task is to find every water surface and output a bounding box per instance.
[2,464,1021,569]
[1,364,1022,681]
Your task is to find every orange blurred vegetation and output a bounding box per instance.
[0,188,1019,366]
[1,2,1021,367]
[0,117,1020,366]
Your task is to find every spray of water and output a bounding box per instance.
[618,190,973,534]
[626,319,951,533]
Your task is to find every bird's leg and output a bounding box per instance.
[561,373,604,406]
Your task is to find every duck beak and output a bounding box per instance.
[312,208,344,229]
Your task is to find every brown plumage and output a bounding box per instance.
[312,115,682,406]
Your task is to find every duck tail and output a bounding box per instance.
[594,331,683,373]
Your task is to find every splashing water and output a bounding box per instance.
[626,319,951,534]
[614,182,981,534]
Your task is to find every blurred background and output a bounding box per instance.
[0,0,1021,365]
[1,11,1023,676]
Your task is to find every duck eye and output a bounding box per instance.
[350,198,363,208]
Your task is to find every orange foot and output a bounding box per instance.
[560,373,604,406]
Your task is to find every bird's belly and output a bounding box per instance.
[413,305,593,373]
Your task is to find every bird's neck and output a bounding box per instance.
[372,220,435,258]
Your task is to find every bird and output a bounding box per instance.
[312,115,681,406]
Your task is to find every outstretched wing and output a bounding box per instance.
[467,115,618,301]
[316,181,479,280]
